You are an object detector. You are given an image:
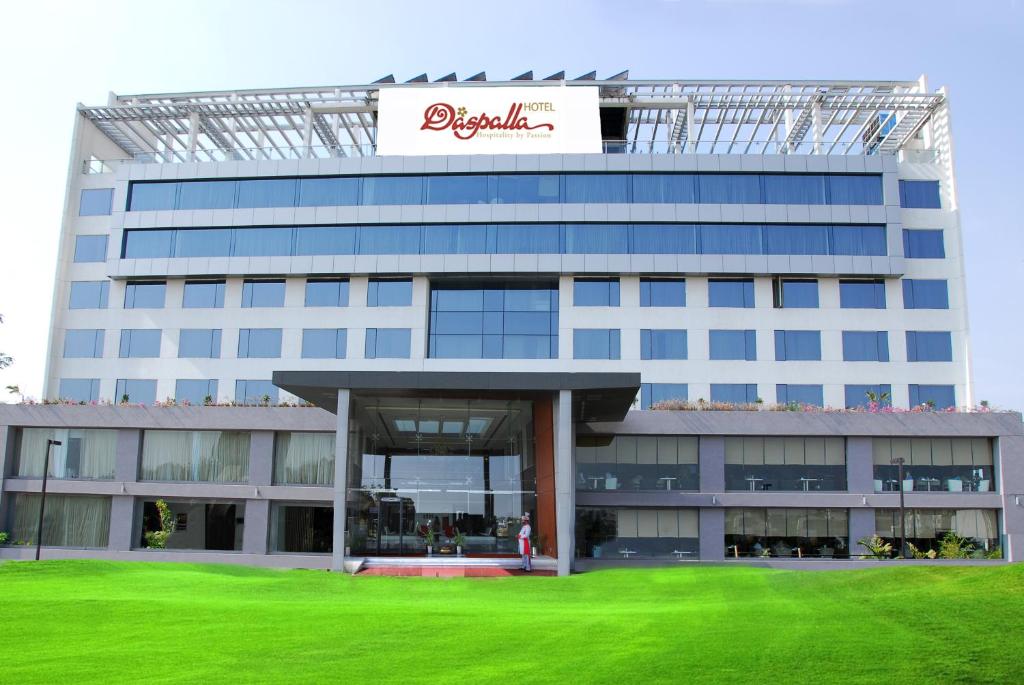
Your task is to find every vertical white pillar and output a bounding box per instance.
[554,389,574,576]
[331,388,351,571]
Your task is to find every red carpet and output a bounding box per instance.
[357,566,555,577]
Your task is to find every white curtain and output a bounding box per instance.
[16,429,116,479]
[274,433,335,485]
[11,494,110,547]
[141,431,250,482]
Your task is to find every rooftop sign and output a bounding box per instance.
[376,86,601,155]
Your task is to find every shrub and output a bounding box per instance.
[857,535,893,560]
[143,499,176,549]
[984,546,1003,560]
[908,543,937,559]
[937,531,975,559]
[0,531,8,545]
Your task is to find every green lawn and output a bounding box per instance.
[1,561,1022,684]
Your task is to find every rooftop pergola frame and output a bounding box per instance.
[78,72,945,163]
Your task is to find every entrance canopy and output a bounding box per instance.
[272,371,640,422]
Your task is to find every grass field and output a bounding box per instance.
[1,560,1022,684]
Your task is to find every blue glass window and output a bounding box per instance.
[235,380,279,405]
[119,329,161,358]
[899,180,941,209]
[903,279,948,309]
[359,225,420,254]
[360,176,422,205]
[58,379,100,402]
[831,225,886,256]
[563,175,628,203]
[425,176,491,205]
[700,224,761,254]
[302,329,347,359]
[640,278,686,307]
[79,188,114,216]
[297,177,360,207]
[764,225,828,255]
[235,179,297,208]
[842,331,890,362]
[711,384,757,404]
[641,330,687,360]
[909,384,955,409]
[494,175,560,204]
[906,331,953,362]
[367,279,413,306]
[174,229,232,258]
[564,224,628,254]
[493,224,560,253]
[844,384,892,408]
[423,225,487,254]
[74,235,108,263]
[128,182,176,211]
[175,379,218,405]
[183,281,225,308]
[698,175,760,203]
[305,279,349,307]
[123,230,173,258]
[574,278,619,306]
[237,329,282,358]
[631,175,696,203]
[178,329,221,358]
[763,175,826,204]
[295,226,357,255]
[177,180,236,210]
[640,383,688,409]
[709,279,754,308]
[124,282,166,309]
[774,331,821,361]
[63,330,104,358]
[631,224,697,254]
[233,228,293,257]
[839,280,886,309]
[242,280,285,308]
[69,281,109,309]
[365,328,412,359]
[573,329,620,360]
[115,379,157,405]
[902,229,945,258]
[828,175,883,205]
[774,279,818,308]
[776,384,824,407]
[710,330,756,361]
[429,283,558,360]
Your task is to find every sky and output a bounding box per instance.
[0,0,1021,409]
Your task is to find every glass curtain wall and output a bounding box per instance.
[725,508,849,558]
[575,436,698,491]
[575,508,699,560]
[137,499,244,551]
[875,509,999,557]
[872,438,994,493]
[725,437,846,491]
[140,431,250,483]
[347,396,536,557]
[14,428,117,479]
[7,494,111,547]
[274,433,335,485]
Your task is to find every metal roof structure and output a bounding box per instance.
[78,71,946,163]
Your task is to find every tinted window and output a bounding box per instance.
[902,229,945,258]
[831,225,886,256]
[294,226,357,255]
[64,330,104,358]
[79,188,114,216]
[178,329,222,358]
[358,225,420,254]
[425,176,491,205]
[574,279,620,307]
[774,279,818,308]
[700,224,761,254]
[909,385,955,409]
[175,379,218,405]
[177,180,236,210]
[69,281,109,309]
[776,384,824,407]
[58,379,100,402]
[365,328,411,358]
[902,279,948,309]
[235,179,297,208]
[711,384,757,404]
[640,279,686,307]
[242,280,285,308]
[422,225,487,254]
[839,280,886,309]
[762,175,826,204]
[74,235,108,263]
[709,330,756,361]
[631,225,697,254]
[641,330,687,360]
[906,331,953,362]
[367,279,412,306]
[174,228,232,257]
[563,175,628,203]
[233,228,292,257]
[115,379,157,405]
[698,174,760,203]
[297,177,359,207]
[774,330,821,361]
[564,224,628,254]
[128,182,176,211]
[305,279,349,307]
[573,329,620,360]
[640,383,688,409]
[899,180,941,209]
[828,175,883,205]
[764,225,828,255]
[360,176,422,205]
[842,331,890,362]
[493,224,559,253]
[123,230,173,258]
[709,279,754,308]
[119,329,161,358]
[124,282,166,309]
[631,175,696,203]
[235,380,279,405]
[237,329,283,358]
[494,174,560,203]
[183,281,225,308]
[301,329,347,359]
[844,384,892,408]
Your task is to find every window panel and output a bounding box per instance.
[762,174,826,204]
[64,329,104,358]
[119,329,161,358]
[235,179,297,208]
[294,226,357,256]
[178,329,222,358]
[906,331,953,362]
[123,230,173,258]
[241,280,285,308]
[424,175,492,204]
[423,224,487,254]
[710,330,756,360]
[573,329,620,360]
[124,282,166,309]
[69,281,109,309]
[711,384,758,404]
[774,279,818,308]
[640,278,686,307]
[494,174,560,203]
[237,329,282,358]
[140,430,250,482]
[708,279,754,308]
[79,188,114,216]
[774,330,821,361]
[640,383,688,408]
[175,379,218,405]
[902,229,945,258]
[564,224,629,253]
[765,225,828,255]
[365,328,411,359]
[700,224,762,254]
[58,379,100,402]
[902,279,949,309]
[173,228,232,257]
[573,278,620,306]
[358,225,421,254]
[828,175,883,205]
[74,235,108,263]
[360,176,422,205]
[842,331,889,362]
[641,329,687,360]
[698,174,760,203]
[232,227,293,257]
[235,380,279,405]
[302,329,347,359]
[305,279,349,307]
[563,174,628,203]
[367,279,413,306]
[493,224,560,253]
[899,180,941,209]
[631,174,697,203]
[128,182,176,211]
[176,180,236,209]
[297,177,360,207]
[631,225,697,254]
[776,384,824,406]
[115,379,157,405]
[831,225,887,256]
[909,385,956,409]
[839,280,886,309]
[183,281,225,308]
[845,384,892,408]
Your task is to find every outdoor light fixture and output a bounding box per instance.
[34,439,62,561]
[862,496,868,505]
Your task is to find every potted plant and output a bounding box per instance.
[424,527,435,556]
[452,529,466,556]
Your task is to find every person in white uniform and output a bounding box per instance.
[517,514,532,572]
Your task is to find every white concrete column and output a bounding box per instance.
[331,388,351,571]
[554,389,574,576]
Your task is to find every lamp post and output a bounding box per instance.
[34,439,62,561]
[890,456,907,558]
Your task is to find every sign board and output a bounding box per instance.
[376,86,601,156]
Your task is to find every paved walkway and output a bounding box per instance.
[357,566,556,577]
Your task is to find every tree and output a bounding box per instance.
[0,314,11,370]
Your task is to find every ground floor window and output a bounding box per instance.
[875,509,1000,558]
[270,504,333,553]
[137,499,244,551]
[575,507,699,560]
[7,493,111,548]
[725,508,849,558]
